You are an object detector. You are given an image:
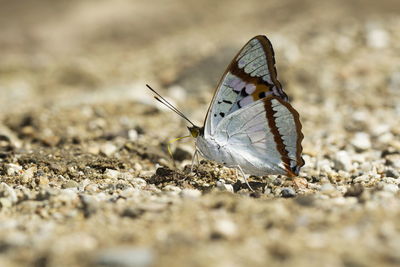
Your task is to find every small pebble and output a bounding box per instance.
[80,195,99,217]
[0,183,18,203]
[180,189,201,199]
[100,143,118,157]
[366,23,390,48]
[383,184,399,194]
[281,187,296,198]
[168,85,187,101]
[62,180,79,189]
[351,132,371,151]
[385,154,400,169]
[38,176,49,186]
[320,183,336,194]
[129,178,147,189]
[121,207,144,218]
[104,169,121,180]
[295,195,315,206]
[128,129,138,141]
[163,185,182,193]
[344,184,364,197]
[273,178,283,186]
[93,247,154,267]
[0,198,12,209]
[6,164,22,176]
[21,167,36,184]
[41,135,60,147]
[56,189,78,203]
[87,144,101,154]
[385,168,399,178]
[333,150,352,171]
[216,179,234,193]
[84,183,99,193]
[318,159,333,172]
[212,219,238,239]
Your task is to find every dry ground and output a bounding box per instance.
[0,0,400,266]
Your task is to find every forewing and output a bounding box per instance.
[204,35,289,136]
[215,96,304,176]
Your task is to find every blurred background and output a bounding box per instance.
[1,0,399,114]
[1,1,400,266]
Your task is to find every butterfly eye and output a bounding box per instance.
[188,126,200,138]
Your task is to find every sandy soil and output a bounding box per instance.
[0,0,400,266]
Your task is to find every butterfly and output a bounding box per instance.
[147,35,304,187]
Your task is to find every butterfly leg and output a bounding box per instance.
[190,149,200,175]
[235,165,254,192]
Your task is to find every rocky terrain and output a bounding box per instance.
[0,0,400,266]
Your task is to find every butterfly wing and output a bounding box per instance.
[204,35,288,137]
[215,95,304,176]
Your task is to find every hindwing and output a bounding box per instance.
[215,96,304,176]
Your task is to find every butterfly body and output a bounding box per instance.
[148,35,304,181]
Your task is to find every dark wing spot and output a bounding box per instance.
[240,88,248,97]
[222,100,233,104]
[217,101,222,104]
[214,114,217,117]
[258,92,266,99]
[219,112,225,117]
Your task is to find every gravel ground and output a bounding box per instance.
[0,0,400,266]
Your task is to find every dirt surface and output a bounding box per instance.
[1,0,400,266]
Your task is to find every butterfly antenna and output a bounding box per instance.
[146,84,196,127]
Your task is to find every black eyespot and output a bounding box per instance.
[258,92,266,98]
[223,100,233,104]
[219,112,225,117]
[214,114,217,117]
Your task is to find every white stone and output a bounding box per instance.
[333,150,352,171]
[21,167,36,183]
[180,189,201,199]
[163,185,182,193]
[378,132,393,144]
[318,159,332,172]
[0,183,17,203]
[216,179,234,193]
[94,247,154,267]
[128,129,138,141]
[120,188,140,198]
[351,132,371,151]
[320,183,336,194]
[103,169,120,180]
[366,23,390,49]
[372,123,390,136]
[383,184,399,194]
[213,219,238,238]
[100,143,118,156]
[168,85,187,102]
[129,178,147,189]
[6,164,22,176]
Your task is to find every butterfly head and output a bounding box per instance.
[187,126,203,138]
